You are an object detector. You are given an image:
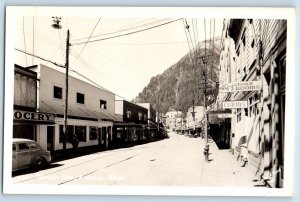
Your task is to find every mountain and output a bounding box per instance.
[133,39,221,115]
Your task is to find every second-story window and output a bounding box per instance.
[100,100,107,109]
[138,112,142,121]
[54,86,62,99]
[126,109,131,119]
[77,92,85,104]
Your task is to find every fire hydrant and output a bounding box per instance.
[203,144,209,162]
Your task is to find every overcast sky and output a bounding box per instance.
[14,15,223,101]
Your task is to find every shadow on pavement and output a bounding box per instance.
[51,137,168,163]
[12,163,64,177]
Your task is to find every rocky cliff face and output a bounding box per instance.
[133,39,221,114]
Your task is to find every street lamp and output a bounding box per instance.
[52,17,70,152]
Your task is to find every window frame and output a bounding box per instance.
[53,85,63,99]
[100,99,107,109]
[76,92,85,104]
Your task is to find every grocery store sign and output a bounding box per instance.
[219,81,261,93]
[222,101,248,109]
[14,110,55,123]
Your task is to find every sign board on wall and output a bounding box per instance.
[217,113,233,118]
[222,101,248,109]
[219,81,261,93]
[13,110,55,123]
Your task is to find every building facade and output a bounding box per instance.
[13,64,55,150]
[31,64,116,151]
[136,103,158,138]
[165,110,182,131]
[186,106,205,135]
[114,100,148,143]
[218,19,287,187]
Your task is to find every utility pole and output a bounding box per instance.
[63,30,70,151]
[51,17,69,153]
[192,99,196,131]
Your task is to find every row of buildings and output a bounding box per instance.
[215,19,287,188]
[164,19,286,188]
[13,64,163,152]
[165,106,205,136]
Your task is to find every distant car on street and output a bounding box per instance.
[12,138,51,171]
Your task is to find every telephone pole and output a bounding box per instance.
[51,17,69,152]
[63,30,70,151]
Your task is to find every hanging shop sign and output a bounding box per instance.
[219,81,261,93]
[222,101,248,109]
[14,110,55,123]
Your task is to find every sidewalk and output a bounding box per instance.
[200,137,265,187]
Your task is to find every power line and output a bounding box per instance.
[22,17,28,66]
[32,16,35,65]
[76,17,102,58]
[182,19,193,63]
[72,18,182,46]
[15,48,65,68]
[57,29,65,62]
[15,47,131,102]
[90,41,189,46]
[71,18,168,42]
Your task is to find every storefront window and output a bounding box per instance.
[89,126,98,141]
[59,125,74,143]
[75,126,86,142]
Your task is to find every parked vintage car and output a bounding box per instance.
[12,138,51,171]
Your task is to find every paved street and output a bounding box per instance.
[12,132,263,187]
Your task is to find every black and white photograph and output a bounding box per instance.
[3,7,296,196]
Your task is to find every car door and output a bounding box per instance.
[17,142,32,169]
[12,143,18,171]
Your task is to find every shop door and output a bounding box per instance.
[47,126,55,152]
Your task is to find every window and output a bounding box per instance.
[29,143,40,149]
[75,126,86,142]
[18,143,30,150]
[138,112,142,121]
[53,86,62,99]
[126,109,131,119]
[13,144,16,151]
[59,125,74,143]
[76,92,85,104]
[100,100,107,109]
[89,126,98,140]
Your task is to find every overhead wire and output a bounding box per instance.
[15,47,131,101]
[71,18,168,42]
[22,17,28,66]
[72,18,182,46]
[76,17,102,59]
[57,29,65,62]
[15,48,65,68]
[32,16,35,65]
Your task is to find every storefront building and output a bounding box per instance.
[218,19,287,187]
[13,64,55,150]
[136,103,158,138]
[29,64,116,151]
[114,100,148,144]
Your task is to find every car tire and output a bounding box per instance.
[36,158,45,170]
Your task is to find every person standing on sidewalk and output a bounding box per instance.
[71,133,79,152]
